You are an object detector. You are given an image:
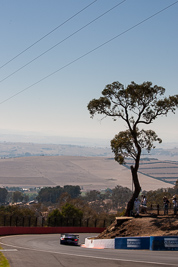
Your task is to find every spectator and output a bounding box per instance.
[172,195,177,215]
[140,195,147,213]
[134,198,140,216]
[163,196,169,215]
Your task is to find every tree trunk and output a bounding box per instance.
[125,165,141,216]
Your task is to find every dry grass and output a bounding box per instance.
[0,156,175,191]
[96,215,178,239]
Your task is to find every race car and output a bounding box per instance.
[60,234,79,246]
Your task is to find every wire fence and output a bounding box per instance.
[0,215,113,228]
[0,204,177,228]
[140,203,178,216]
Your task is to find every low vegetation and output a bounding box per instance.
[0,181,177,225]
[0,248,10,267]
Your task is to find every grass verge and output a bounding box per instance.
[0,247,10,267]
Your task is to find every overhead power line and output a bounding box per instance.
[0,0,98,70]
[0,0,127,83]
[0,0,177,105]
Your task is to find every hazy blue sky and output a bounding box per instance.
[0,0,178,146]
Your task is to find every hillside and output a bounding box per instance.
[96,216,178,239]
[0,155,176,191]
[1,141,178,160]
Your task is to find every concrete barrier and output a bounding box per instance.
[84,236,178,250]
[150,236,178,251]
[115,236,150,250]
[84,237,115,249]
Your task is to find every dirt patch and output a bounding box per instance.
[95,215,178,239]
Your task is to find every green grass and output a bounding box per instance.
[0,247,10,267]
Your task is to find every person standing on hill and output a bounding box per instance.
[172,196,177,215]
[163,196,169,215]
[134,198,140,216]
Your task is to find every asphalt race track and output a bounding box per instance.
[0,234,178,267]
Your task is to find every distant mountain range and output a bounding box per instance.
[0,141,178,160]
[0,141,113,158]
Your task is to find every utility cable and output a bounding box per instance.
[0,0,98,70]
[0,0,126,83]
[0,0,177,105]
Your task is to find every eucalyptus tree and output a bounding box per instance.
[88,81,178,215]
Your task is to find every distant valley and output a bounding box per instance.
[0,142,177,192]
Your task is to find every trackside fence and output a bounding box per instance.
[0,215,113,228]
[0,204,177,228]
[147,203,178,216]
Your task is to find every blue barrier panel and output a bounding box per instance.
[115,236,150,250]
[150,236,178,251]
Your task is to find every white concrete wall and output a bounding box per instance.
[84,237,115,249]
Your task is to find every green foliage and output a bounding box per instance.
[63,185,81,199]
[80,186,132,214]
[88,82,178,161]
[111,129,162,164]
[0,205,38,227]
[70,198,98,220]
[0,249,10,267]
[111,185,132,209]
[12,191,24,203]
[37,185,81,204]
[47,203,83,226]
[88,81,177,165]
[47,208,63,226]
[0,205,36,218]
[174,180,178,194]
[49,209,62,218]
[88,81,178,214]
[85,190,101,202]
[61,203,83,219]
[0,188,8,204]
[88,81,178,123]
[146,182,178,207]
[37,186,63,203]
[146,190,172,207]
